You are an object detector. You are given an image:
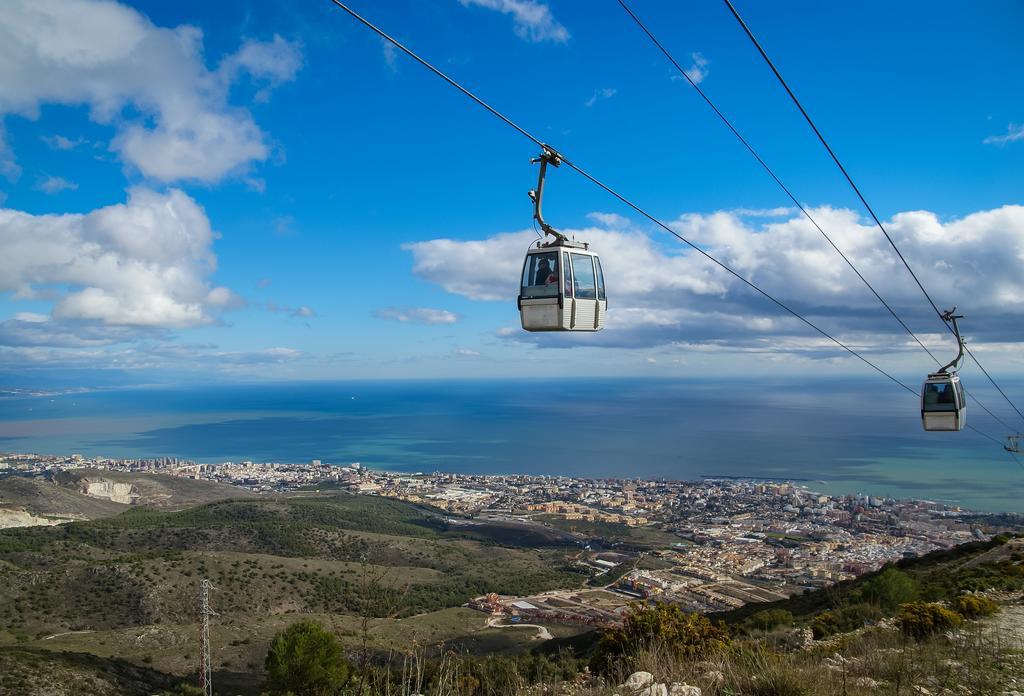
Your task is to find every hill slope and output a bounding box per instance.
[0,470,255,527]
[0,494,584,675]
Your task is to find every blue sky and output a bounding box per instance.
[0,0,1022,388]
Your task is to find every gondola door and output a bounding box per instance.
[569,252,599,330]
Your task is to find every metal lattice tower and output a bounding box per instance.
[199,579,217,696]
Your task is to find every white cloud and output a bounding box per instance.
[374,307,459,325]
[458,0,569,43]
[0,0,302,183]
[0,315,157,347]
[729,206,795,218]
[983,123,1024,146]
[41,134,87,150]
[585,87,617,108]
[671,52,709,85]
[0,124,19,180]
[273,215,296,236]
[219,35,302,86]
[381,38,398,73]
[36,175,78,194]
[0,342,306,372]
[587,212,630,228]
[404,232,530,301]
[264,302,316,318]
[0,187,237,328]
[686,53,709,83]
[406,205,1024,351]
[205,286,246,310]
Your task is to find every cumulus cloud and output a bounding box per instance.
[36,175,78,194]
[374,307,459,325]
[406,205,1024,352]
[458,0,569,43]
[219,35,302,87]
[730,207,795,218]
[0,187,238,329]
[587,212,630,228]
[0,315,157,347]
[0,0,301,182]
[983,123,1024,146]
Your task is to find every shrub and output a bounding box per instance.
[834,602,883,631]
[854,567,920,609]
[744,608,794,633]
[953,594,999,618]
[811,611,839,639]
[161,685,206,696]
[591,602,730,673]
[263,620,351,696]
[897,602,962,639]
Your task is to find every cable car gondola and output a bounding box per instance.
[518,146,606,332]
[1005,434,1021,453]
[921,309,967,432]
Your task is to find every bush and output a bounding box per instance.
[263,620,351,696]
[811,611,839,639]
[744,608,794,633]
[897,602,962,639]
[591,603,730,673]
[810,603,883,639]
[854,567,920,609]
[953,594,999,618]
[161,685,206,696]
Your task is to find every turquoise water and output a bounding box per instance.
[0,378,1020,513]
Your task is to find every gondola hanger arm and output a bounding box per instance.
[938,307,965,374]
[529,145,567,243]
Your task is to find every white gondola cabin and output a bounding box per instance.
[921,372,966,431]
[519,240,606,331]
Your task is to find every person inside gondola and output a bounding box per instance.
[545,256,559,284]
[535,258,552,286]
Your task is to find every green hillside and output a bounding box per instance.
[711,535,1024,631]
[0,493,585,682]
[2,494,1021,695]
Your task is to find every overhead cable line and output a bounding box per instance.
[324,0,1007,452]
[721,0,1024,428]
[614,0,1020,437]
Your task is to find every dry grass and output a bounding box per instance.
[585,617,1019,696]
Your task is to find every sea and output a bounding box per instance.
[0,378,1021,514]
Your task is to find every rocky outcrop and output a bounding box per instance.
[620,672,702,696]
[0,509,76,529]
[81,478,139,505]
